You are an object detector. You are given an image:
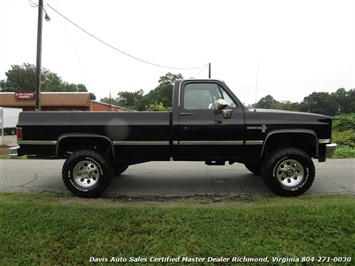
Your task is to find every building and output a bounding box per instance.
[0,92,131,112]
[90,100,132,112]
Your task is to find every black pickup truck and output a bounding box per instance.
[16,79,336,197]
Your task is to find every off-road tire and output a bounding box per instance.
[62,149,113,197]
[244,161,262,175]
[262,147,315,196]
[113,163,129,176]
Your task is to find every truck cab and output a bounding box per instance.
[172,79,246,161]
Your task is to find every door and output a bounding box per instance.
[173,80,245,160]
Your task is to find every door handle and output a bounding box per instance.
[180,112,194,116]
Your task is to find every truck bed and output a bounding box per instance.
[17,111,172,160]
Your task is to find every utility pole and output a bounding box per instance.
[35,0,43,111]
[109,91,112,111]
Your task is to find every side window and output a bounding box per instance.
[220,88,237,109]
[183,83,237,110]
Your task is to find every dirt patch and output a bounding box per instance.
[0,147,9,156]
[54,193,261,207]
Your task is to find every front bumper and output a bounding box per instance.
[326,143,337,158]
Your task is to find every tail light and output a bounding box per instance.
[16,127,22,140]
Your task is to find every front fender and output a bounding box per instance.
[261,129,319,158]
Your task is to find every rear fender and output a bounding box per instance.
[56,134,115,159]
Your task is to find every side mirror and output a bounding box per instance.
[215,99,233,119]
[217,99,228,110]
[222,108,233,119]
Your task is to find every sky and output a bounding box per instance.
[0,0,354,106]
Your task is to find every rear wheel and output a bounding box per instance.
[262,147,315,196]
[62,149,113,197]
[113,163,129,176]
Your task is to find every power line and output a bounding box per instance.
[47,4,209,70]
[62,22,95,94]
[28,0,37,8]
[192,64,209,78]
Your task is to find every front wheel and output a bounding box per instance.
[244,161,262,175]
[62,149,113,198]
[262,147,315,196]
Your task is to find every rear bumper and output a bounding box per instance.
[9,146,19,159]
[326,143,337,158]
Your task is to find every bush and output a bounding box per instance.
[332,145,355,158]
[332,114,355,158]
[333,130,355,147]
[333,114,355,131]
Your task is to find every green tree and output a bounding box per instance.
[4,63,38,92]
[2,63,90,94]
[332,88,355,114]
[254,95,277,109]
[144,72,183,109]
[61,82,88,92]
[146,102,171,111]
[76,84,88,92]
[299,92,338,116]
[345,89,355,113]
[272,100,300,111]
[116,89,146,110]
[0,80,6,91]
[44,71,63,92]
[100,73,183,111]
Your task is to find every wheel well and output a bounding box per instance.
[57,136,114,159]
[262,133,317,158]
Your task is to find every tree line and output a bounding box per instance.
[100,72,182,111]
[2,63,354,116]
[251,88,355,116]
[102,71,355,116]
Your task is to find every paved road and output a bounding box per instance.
[1,159,354,197]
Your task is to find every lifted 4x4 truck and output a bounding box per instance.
[15,79,337,197]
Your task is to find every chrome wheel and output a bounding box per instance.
[63,150,113,197]
[275,159,305,190]
[73,160,100,188]
[262,147,315,196]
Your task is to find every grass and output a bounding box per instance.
[0,193,354,265]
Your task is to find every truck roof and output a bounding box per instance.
[175,78,225,85]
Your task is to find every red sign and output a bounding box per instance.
[15,92,35,100]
